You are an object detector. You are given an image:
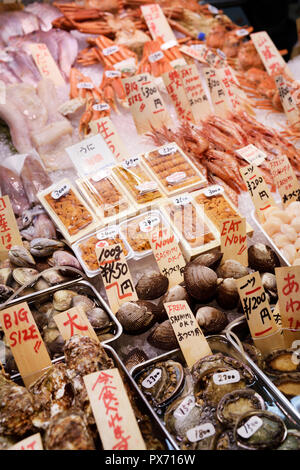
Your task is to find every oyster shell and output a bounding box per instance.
[147,320,178,351]
[264,349,300,376]
[135,271,169,300]
[217,389,265,427]
[248,244,280,273]
[273,373,300,398]
[137,360,184,407]
[277,430,300,450]
[195,306,228,334]
[165,394,202,440]
[116,300,157,334]
[184,264,217,301]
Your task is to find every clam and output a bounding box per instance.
[31,304,52,330]
[86,307,110,330]
[217,389,265,427]
[52,290,77,311]
[165,394,203,440]
[137,360,184,407]
[72,295,95,313]
[157,285,192,322]
[195,306,228,334]
[8,246,35,267]
[0,268,12,286]
[277,430,300,450]
[33,278,50,291]
[123,348,149,372]
[42,269,66,285]
[30,238,64,257]
[147,320,178,351]
[135,271,169,300]
[12,268,39,286]
[273,373,300,398]
[261,272,277,300]
[116,300,157,333]
[248,244,280,273]
[216,277,239,309]
[51,250,82,271]
[0,285,14,303]
[190,251,223,270]
[264,349,300,376]
[216,260,249,279]
[184,264,217,301]
[234,410,286,450]
[43,327,65,356]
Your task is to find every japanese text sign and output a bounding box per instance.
[54,306,99,343]
[84,368,146,450]
[89,117,130,162]
[251,32,293,79]
[240,164,277,222]
[236,144,266,167]
[276,267,300,347]
[164,300,212,367]
[0,302,52,387]
[180,45,224,68]
[66,133,116,176]
[0,195,23,260]
[203,67,230,118]
[122,73,172,134]
[141,4,176,43]
[149,225,185,287]
[220,216,248,266]
[96,243,138,313]
[162,69,193,123]
[9,433,43,450]
[179,64,211,122]
[269,154,300,206]
[29,43,65,86]
[217,67,252,114]
[275,75,300,126]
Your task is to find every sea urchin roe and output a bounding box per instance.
[166,202,215,247]
[144,147,201,193]
[45,189,93,236]
[78,234,128,271]
[195,193,237,228]
[113,164,162,204]
[120,214,166,253]
[82,175,128,218]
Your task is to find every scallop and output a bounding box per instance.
[281,224,297,242]
[291,217,300,232]
[281,244,296,264]
[272,233,290,249]
[262,217,282,236]
[267,209,291,224]
[286,201,300,218]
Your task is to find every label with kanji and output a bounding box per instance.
[275,75,300,126]
[164,300,212,368]
[0,195,23,259]
[203,67,230,118]
[66,133,116,176]
[54,306,99,343]
[122,73,172,134]
[0,302,52,387]
[179,64,211,122]
[180,45,224,68]
[141,4,176,43]
[251,31,293,79]
[220,216,248,266]
[240,164,277,222]
[217,66,251,114]
[236,144,266,167]
[96,243,138,313]
[149,225,185,287]
[162,69,193,123]
[9,433,43,450]
[236,272,281,346]
[29,43,65,87]
[89,117,130,162]
[269,154,300,206]
[84,368,146,450]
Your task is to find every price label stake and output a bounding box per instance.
[204,67,230,119]
[236,144,266,167]
[240,164,277,222]
[164,300,212,368]
[84,368,146,450]
[54,306,99,343]
[269,154,300,206]
[0,302,52,387]
[251,31,293,79]
[275,75,300,126]
[29,43,65,87]
[0,195,23,260]
[179,64,211,122]
[162,69,194,123]
[220,216,248,266]
[89,117,130,162]
[9,433,43,450]
[96,243,138,313]
[141,4,176,43]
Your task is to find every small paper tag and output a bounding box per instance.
[173,193,192,206]
[220,216,248,266]
[139,214,160,233]
[0,195,23,255]
[186,423,215,443]
[174,396,195,419]
[158,143,177,156]
[54,306,99,343]
[203,185,224,197]
[135,181,158,194]
[180,64,211,122]
[237,416,263,439]
[9,433,43,450]
[92,103,110,111]
[269,154,300,206]
[141,368,162,388]
[161,40,178,50]
[97,226,118,240]
[236,144,266,166]
[122,157,139,169]
[105,70,121,78]
[141,4,177,42]
[213,370,240,385]
[77,82,94,89]
[207,4,219,14]
[166,171,187,185]
[148,51,164,63]
[103,46,119,56]
[29,43,65,87]
[236,28,249,37]
[51,182,70,200]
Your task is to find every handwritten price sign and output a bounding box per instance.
[162,69,193,123]
[276,266,300,347]
[269,154,300,206]
[220,216,248,266]
[0,195,23,260]
[251,31,293,79]
[204,67,230,119]
[179,64,211,122]
[29,43,65,87]
[9,433,43,451]
[54,305,99,342]
[141,4,176,43]
[89,117,130,163]
[0,302,51,387]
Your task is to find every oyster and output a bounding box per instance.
[52,289,77,311]
[234,410,286,450]
[12,267,39,286]
[8,246,36,267]
[184,264,217,301]
[195,306,228,334]
[165,394,203,440]
[44,410,95,450]
[273,373,300,398]
[217,389,265,427]
[135,271,169,300]
[248,244,280,273]
[213,429,239,450]
[277,430,300,450]
[216,259,249,279]
[264,349,300,376]
[116,300,157,334]
[137,360,184,407]
[30,238,64,257]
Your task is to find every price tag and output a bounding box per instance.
[122,156,140,169]
[105,70,121,78]
[220,216,248,266]
[77,82,94,89]
[237,416,263,439]
[217,49,227,60]
[158,143,177,155]
[236,29,249,37]
[89,117,130,163]
[29,43,65,87]
[102,45,119,56]
[92,103,110,112]
[54,306,99,343]
[179,64,211,122]
[186,423,215,443]
[148,51,164,63]
[275,75,300,126]
[0,80,5,104]
[0,302,52,387]
[217,67,251,113]
[97,227,118,240]
[141,4,177,43]
[162,69,194,123]
[240,164,277,222]
[66,133,116,176]
[9,433,43,450]
[84,368,146,450]
[122,73,172,134]
[51,182,70,200]
[213,370,240,385]
[149,226,185,287]
[141,368,162,388]
[174,396,195,419]
[203,185,224,197]
[173,193,192,206]
[164,301,212,368]
[275,267,300,347]
[269,154,300,206]
[236,272,281,345]
[236,144,266,167]
[96,243,138,313]
[139,214,160,232]
[204,67,230,119]
[0,195,23,256]
[161,40,178,50]
[251,31,293,79]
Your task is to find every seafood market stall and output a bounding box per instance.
[0,0,300,452]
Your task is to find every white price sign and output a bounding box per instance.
[213,370,240,385]
[51,183,70,200]
[237,416,263,439]
[141,368,162,389]
[173,193,192,206]
[203,185,224,197]
[174,396,195,419]
[139,215,160,232]
[186,423,215,443]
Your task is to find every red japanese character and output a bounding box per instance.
[63,312,88,337]
[282,273,299,296]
